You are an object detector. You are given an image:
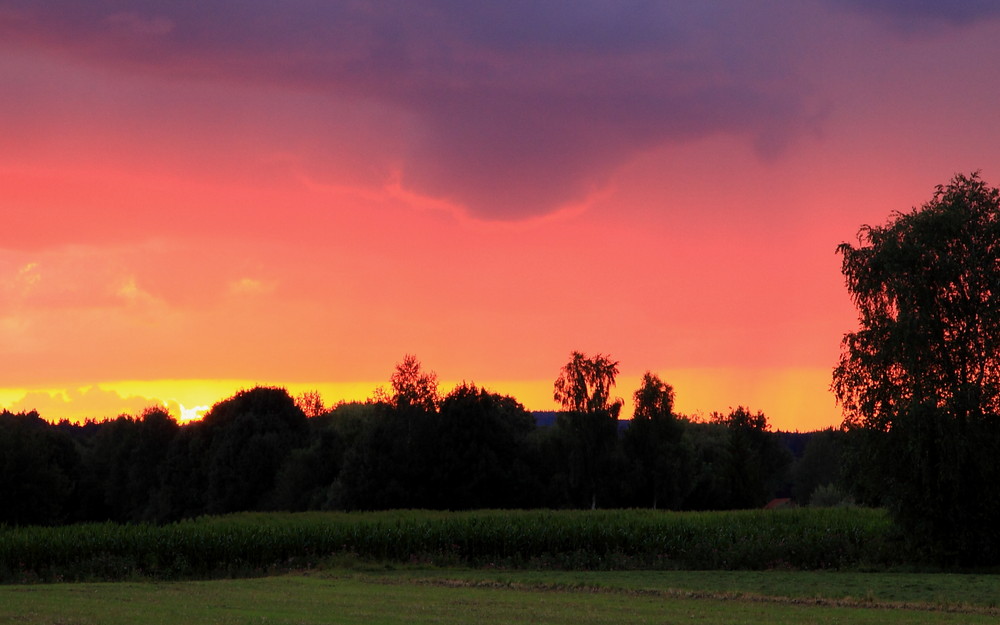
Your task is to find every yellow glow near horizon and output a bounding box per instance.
[178,404,211,422]
[0,379,390,423]
[0,388,27,408]
[660,368,842,431]
[473,370,841,431]
[112,379,386,420]
[0,369,842,431]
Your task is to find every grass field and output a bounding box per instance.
[2,567,998,625]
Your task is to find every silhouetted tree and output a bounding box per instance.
[199,387,309,514]
[553,351,622,415]
[553,351,622,509]
[680,420,732,510]
[623,372,684,508]
[85,407,178,521]
[429,383,536,509]
[386,354,440,413]
[711,407,790,508]
[833,172,1000,564]
[336,358,442,509]
[294,390,326,418]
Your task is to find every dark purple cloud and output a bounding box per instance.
[831,0,1000,31]
[0,1,821,219]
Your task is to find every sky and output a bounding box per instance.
[3,1,1000,430]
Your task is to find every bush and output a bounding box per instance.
[809,484,854,508]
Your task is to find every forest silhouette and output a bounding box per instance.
[0,356,823,526]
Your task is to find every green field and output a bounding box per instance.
[0,508,898,582]
[2,567,998,625]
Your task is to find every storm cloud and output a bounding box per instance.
[832,0,1000,30]
[4,1,996,219]
[1,1,834,219]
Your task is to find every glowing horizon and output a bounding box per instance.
[1,365,841,431]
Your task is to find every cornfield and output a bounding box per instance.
[0,508,896,582]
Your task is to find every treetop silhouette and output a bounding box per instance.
[553,351,622,416]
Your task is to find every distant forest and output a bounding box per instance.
[0,355,864,526]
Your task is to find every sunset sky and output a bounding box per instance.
[3,1,1000,430]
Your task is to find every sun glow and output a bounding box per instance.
[0,379,388,423]
[0,369,840,430]
[178,404,210,422]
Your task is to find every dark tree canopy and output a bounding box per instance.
[432,383,537,509]
[834,172,1000,429]
[553,351,623,416]
[385,354,440,413]
[711,406,790,509]
[552,351,623,509]
[624,372,683,509]
[294,390,326,418]
[0,410,79,525]
[87,407,178,521]
[832,172,1000,565]
[632,371,675,422]
[199,386,308,514]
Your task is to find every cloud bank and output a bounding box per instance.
[0,0,828,220]
[832,0,1000,30]
[4,386,170,421]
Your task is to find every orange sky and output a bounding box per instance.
[3,2,1000,430]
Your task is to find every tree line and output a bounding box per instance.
[0,353,855,526]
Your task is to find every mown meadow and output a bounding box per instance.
[1,508,898,583]
[4,568,1000,625]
